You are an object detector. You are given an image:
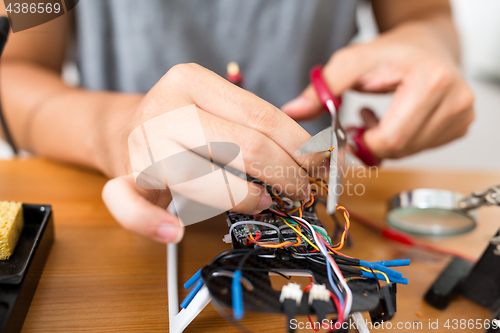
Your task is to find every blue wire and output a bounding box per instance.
[318,238,344,308]
[180,279,204,309]
[326,259,345,308]
[184,269,202,290]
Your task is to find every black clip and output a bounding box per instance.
[369,283,397,324]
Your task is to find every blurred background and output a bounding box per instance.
[1,0,499,171]
[344,0,500,171]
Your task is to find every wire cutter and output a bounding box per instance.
[297,65,381,214]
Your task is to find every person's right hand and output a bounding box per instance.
[102,63,325,244]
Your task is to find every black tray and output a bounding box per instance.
[0,204,54,333]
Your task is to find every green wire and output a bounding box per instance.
[311,225,333,245]
[285,217,333,245]
[268,205,333,245]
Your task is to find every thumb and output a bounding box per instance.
[282,84,324,121]
[102,175,184,243]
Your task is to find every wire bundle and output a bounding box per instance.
[182,177,410,331]
[245,178,408,323]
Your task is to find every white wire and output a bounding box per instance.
[293,216,353,320]
[228,221,282,241]
[229,212,353,319]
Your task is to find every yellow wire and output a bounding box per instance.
[279,213,386,284]
[247,233,301,248]
[360,267,390,283]
[307,177,351,250]
[279,216,320,251]
[332,205,351,251]
[305,178,351,250]
[273,179,387,284]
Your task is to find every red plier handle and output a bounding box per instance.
[347,127,382,167]
[310,65,342,113]
[310,65,381,167]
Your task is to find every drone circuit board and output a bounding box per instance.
[181,179,410,332]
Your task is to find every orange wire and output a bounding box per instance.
[305,192,315,208]
[305,177,352,251]
[246,234,301,248]
[273,189,284,206]
[332,205,351,250]
[309,177,329,193]
[285,206,301,213]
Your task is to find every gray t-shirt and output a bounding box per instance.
[75,0,358,133]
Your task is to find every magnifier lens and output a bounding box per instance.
[387,207,476,236]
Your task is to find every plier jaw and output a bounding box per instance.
[297,65,381,214]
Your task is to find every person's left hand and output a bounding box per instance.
[282,20,475,160]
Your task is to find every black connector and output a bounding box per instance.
[311,299,329,323]
[282,299,298,333]
[369,283,397,324]
[424,257,473,310]
[280,283,303,333]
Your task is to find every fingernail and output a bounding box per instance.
[254,190,272,213]
[282,97,315,113]
[157,224,183,243]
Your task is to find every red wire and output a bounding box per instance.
[246,231,261,244]
[304,285,321,332]
[303,284,344,331]
[349,210,477,263]
[288,216,353,259]
[307,315,320,332]
[329,291,344,329]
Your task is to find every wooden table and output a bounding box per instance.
[0,158,498,332]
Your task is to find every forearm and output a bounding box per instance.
[1,61,142,176]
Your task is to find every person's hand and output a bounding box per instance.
[282,20,475,159]
[102,63,324,244]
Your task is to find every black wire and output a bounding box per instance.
[370,268,381,290]
[314,178,329,187]
[330,253,359,265]
[237,248,270,271]
[294,251,359,265]
[211,266,291,280]
[304,255,327,266]
[336,264,362,275]
[210,249,251,265]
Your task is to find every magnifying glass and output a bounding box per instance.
[386,188,483,237]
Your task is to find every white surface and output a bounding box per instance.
[167,242,211,333]
[167,242,179,321]
[452,0,500,81]
[352,312,371,333]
